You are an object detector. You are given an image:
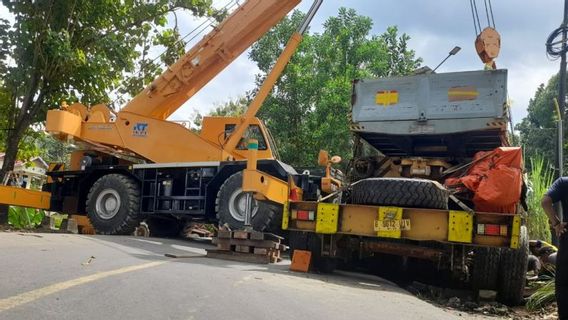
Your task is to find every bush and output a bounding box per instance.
[8,206,45,229]
[527,271,556,311]
[526,156,553,242]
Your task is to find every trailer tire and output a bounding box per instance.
[497,226,528,306]
[350,178,449,209]
[471,247,501,291]
[86,174,141,235]
[216,171,277,231]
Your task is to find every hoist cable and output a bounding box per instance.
[472,0,482,34]
[488,0,496,28]
[469,0,480,36]
[483,0,491,28]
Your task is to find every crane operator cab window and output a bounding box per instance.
[224,124,267,150]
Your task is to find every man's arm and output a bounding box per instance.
[541,195,562,226]
[542,194,567,237]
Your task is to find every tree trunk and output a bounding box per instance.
[0,90,41,223]
[0,126,27,223]
[0,126,26,182]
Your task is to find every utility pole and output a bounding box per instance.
[558,0,568,176]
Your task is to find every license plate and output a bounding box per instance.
[374,219,411,231]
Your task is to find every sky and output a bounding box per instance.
[168,0,564,125]
[0,1,563,125]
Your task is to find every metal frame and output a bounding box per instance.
[283,201,520,249]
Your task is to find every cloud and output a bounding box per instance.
[168,0,562,124]
[1,0,561,125]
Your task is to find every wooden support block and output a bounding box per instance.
[234,239,279,249]
[217,230,232,239]
[165,253,205,259]
[235,245,252,253]
[206,249,270,264]
[233,231,250,239]
[217,242,232,251]
[213,237,279,249]
[253,248,269,255]
[79,226,96,235]
[250,231,265,240]
[290,249,311,273]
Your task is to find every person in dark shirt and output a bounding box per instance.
[542,177,568,319]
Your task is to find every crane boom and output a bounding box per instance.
[46,0,306,163]
[121,0,300,120]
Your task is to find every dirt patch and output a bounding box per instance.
[406,281,557,319]
[510,304,558,320]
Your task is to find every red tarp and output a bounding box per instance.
[445,147,523,214]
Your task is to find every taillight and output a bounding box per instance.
[477,224,508,236]
[291,209,315,221]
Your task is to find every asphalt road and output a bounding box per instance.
[0,232,480,320]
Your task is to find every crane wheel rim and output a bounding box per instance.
[95,189,121,220]
[228,188,259,222]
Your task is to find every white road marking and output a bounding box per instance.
[0,261,166,313]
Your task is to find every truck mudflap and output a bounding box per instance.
[282,201,522,249]
[0,185,51,210]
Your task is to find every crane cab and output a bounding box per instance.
[200,116,277,160]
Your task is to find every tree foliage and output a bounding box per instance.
[0,0,217,182]
[209,96,249,117]
[515,74,564,172]
[249,8,421,166]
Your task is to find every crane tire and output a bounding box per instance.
[86,174,141,235]
[216,171,276,231]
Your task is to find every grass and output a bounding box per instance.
[527,271,556,311]
[526,156,554,242]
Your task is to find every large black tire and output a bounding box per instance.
[216,171,277,231]
[86,174,141,235]
[351,178,449,209]
[497,226,529,306]
[471,247,501,291]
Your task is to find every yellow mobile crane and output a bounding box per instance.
[1,0,325,235]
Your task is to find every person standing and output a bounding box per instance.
[542,177,568,319]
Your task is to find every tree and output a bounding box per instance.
[0,0,217,177]
[0,0,217,223]
[209,96,250,117]
[515,74,564,172]
[250,8,421,166]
